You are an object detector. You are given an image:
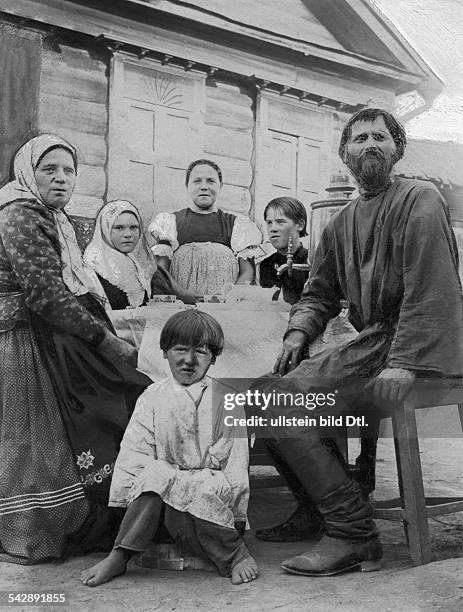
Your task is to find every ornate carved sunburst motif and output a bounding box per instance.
[142,73,184,108]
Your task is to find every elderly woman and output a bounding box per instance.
[0,135,150,564]
[84,200,197,310]
[149,159,263,295]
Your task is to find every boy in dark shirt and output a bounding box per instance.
[259,197,310,304]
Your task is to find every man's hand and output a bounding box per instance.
[371,368,416,404]
[273,330,307,376]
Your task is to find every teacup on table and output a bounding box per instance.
[202,295,226,303]
[150,295,177,303]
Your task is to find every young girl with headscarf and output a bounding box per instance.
[84,200,196,310]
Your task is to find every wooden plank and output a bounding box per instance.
[1,0,405,107]
[39,94,107,136]
[406,383,463,409]
[204,125,252,161]
[35,125,107,167]
[250,476,286,489]
[153,0,343,50]
[374,497,463,520]
[46,43,107,72]
[122,0,427,78]
[253,95,269,224]
[204,155,252,188]
[372,507,404,521]
[331,112,349,153]
[1,20,39,40]
[392,401,432,565]
[220,184,252,216]
[41,129,107,168]
[0,24,41,187]
[66,194,103,217]
[107,53,127,202]
[344,0,433,72]
[425,499,463,517]
[206,81,254,109]
[205,99,253,131]
[267,98,328,140]
[74,164,106,199]
[41,62,107,105]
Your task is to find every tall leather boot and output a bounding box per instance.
[258,408,380,575]
[281,480,381,576]
[255,439,331,542]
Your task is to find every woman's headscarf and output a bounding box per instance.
[0,134,106,302]
[84,200,157,308]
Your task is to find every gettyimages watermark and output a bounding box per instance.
[212,377,463,438]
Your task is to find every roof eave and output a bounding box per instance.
[120,0,441,97]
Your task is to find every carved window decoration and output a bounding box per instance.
[142,73,184,108]
[124,65,195,111]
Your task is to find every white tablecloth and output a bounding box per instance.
[110,301,358,382]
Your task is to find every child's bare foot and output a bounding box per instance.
[231,555,259,584]
[80,549,128,587]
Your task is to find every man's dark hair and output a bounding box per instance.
[264,197,308,237]
[185,159,223,186]
[338,108,407,161]
[160,310,224,359]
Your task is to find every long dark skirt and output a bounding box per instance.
[0,296,151,564]
[0,321,89,564]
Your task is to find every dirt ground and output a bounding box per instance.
[1,428,462,612]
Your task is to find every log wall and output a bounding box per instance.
[38,41,109,216]
[204,81,254,216]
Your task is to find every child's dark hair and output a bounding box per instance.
[185,159,223,186]
[263,197,308,237]
[160,310,224,358]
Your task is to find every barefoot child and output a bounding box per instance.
[259,197,310,304]
[81,310,257,586]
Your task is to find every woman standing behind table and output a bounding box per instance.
[0,135,150,565]
[84,200,198,310]
[149,159,263,295]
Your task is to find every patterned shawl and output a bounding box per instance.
[0,134,106,302]
[84,200,157,308]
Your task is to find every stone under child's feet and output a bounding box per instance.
[231,555,259,584]
[80,549,129,587]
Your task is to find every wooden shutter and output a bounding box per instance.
[255,93,331,224]
[108,56,204,227]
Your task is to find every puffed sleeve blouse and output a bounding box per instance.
[149,209,263,260]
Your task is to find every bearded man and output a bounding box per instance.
[250,108,463,575]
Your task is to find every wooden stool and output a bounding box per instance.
[249,438,285,488]
[249,382,463,567]
[373,381,463,565]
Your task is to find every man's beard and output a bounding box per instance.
[345,149,396,194]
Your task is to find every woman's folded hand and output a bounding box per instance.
[97,329,138,367]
